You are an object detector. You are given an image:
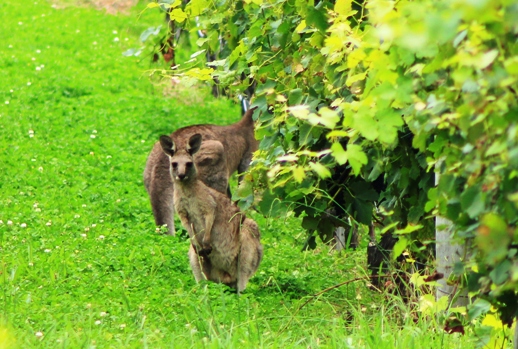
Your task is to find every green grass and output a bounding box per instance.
[0,1,484,348]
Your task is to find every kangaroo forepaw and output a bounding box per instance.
[198,245,212,257]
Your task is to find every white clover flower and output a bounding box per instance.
[36,67,41,71]
[18,22,23,25]
[99,235,105,240]
[5,101,9,105]
[36,49,41,54]
[90,135,96,139]
[91,224,96,228]
[84,227,90,232]
[35,331,43,338]
[44,249,51,253]
[7,220,13,225]
[94,320,101,325]
[120,324,126,329]
[100,312,107,317]
[27,82,31,86]
[114,37,119,42]
[74,214,80,218]
[92,130,97,134]
[20,223,27,228]
[82,204,87,208]
[93,41,97,45]
[81,233,87,238]
[0,220,3,224]
[113,30,118,34]
[45,221,51,226]
[38,167,43,172]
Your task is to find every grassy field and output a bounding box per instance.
[0,0,486,348]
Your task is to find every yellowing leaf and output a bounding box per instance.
[477,49,499,69]
[309,162,331,179]
[296,20,307,33]
[346,72,367,86]
[187,0,209,16]
[292,166,306,183]
[334,0,352,16]
[482,314,504,329]
[277,154,299,162]
[289,105,310,120]
[184,67,214,81]
[169,8,187,23]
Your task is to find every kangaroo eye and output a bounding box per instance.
[171,162,178,169]
[186,162,193,169]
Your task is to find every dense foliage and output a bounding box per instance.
[145,0,518,330]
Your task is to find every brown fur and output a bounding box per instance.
[160,133,263,292]
[143,109,258,235]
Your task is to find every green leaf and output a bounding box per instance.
[489,260,511,285]
[345,144,368,176]
[309,162,331,179]
[460,185,485,218]
[330,142,348,165]
[288,88,304,106]
[353,199,373,225]
[139,26,161,42]
[392,237,408,260]
[468,299,491,321]
[306,7,329,32]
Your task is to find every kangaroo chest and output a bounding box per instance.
[173,185,216,239]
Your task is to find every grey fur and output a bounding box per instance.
[143,109,257,235]
[161,133,263,292]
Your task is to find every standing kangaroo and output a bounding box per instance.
[144,109,258,235]
[160,133,263,292]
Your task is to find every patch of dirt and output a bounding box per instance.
[50,0,138,15]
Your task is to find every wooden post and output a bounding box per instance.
[435,173,469,306]
[435,216,469,305]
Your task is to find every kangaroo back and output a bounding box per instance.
[144,109,257,235]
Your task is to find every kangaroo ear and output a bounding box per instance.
[187,134,202,155]
[159,135,176,157]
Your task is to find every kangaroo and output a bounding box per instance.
[160,133,263,292]
[144,109,258,235]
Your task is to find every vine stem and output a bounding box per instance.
[277,274,390,334]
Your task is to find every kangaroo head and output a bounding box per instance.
[160,133,202,182]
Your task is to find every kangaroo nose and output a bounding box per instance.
[178,173,186,180]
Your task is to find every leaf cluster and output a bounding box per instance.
[147,0,518,327]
